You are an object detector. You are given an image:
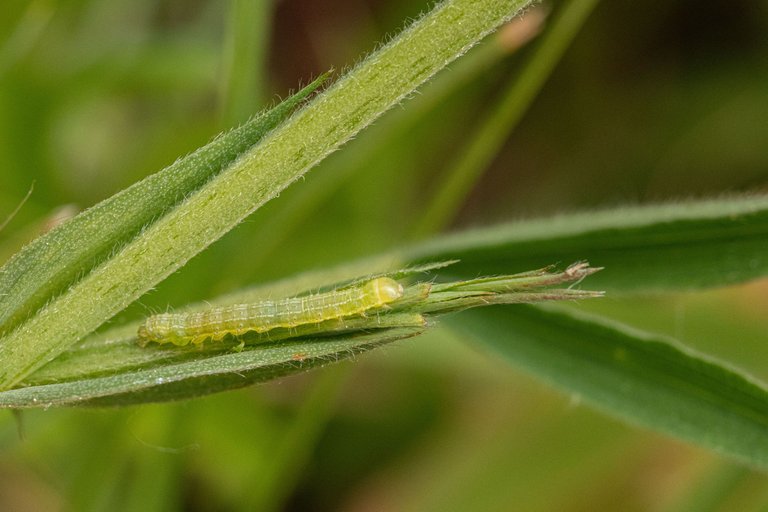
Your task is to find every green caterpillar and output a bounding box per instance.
[137,277,404,347]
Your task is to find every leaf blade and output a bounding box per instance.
[450,303,768,470]
[404,195,768,293]
[0,76,326,335]
[0,329,421,408]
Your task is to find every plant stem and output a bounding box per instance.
[412,0,601,238]
[219,0,273,127]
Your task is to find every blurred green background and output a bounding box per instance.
[1,0,768,510]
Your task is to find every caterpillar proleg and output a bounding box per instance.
[137,277,404,347]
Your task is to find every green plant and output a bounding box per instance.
[1,0,767,509]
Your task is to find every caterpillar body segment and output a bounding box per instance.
[138,277,404,347]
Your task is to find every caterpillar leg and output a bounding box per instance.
[190,335,209,346]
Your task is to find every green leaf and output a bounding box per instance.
[451,304,768,470]
[0,0,534,389]
[0,329,421,408]
[403,195,768,293]
[2,264,597,406]
[19,312,428,387]
[0,75,326,335]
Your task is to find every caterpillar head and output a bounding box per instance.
[369,277,404,304]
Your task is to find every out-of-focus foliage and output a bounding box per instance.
[1,0,767,510]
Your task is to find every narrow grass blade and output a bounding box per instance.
[413,0,600,237]
[0,76,326,335]
[451,303,768,470]
[0,329,422,408]
[219,0,273,126]
[20,312,427,386]
[404,195,768,293]
[216,13,543,278]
